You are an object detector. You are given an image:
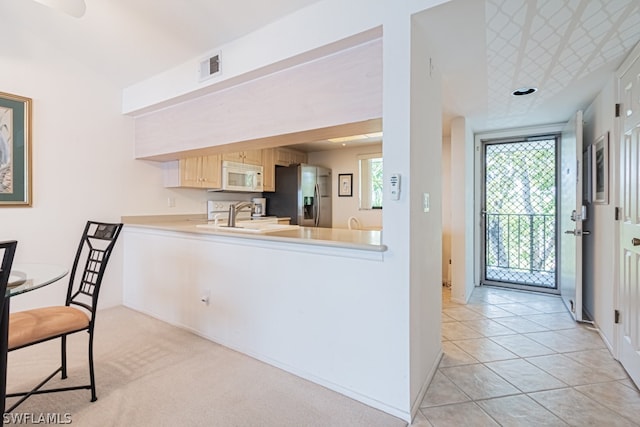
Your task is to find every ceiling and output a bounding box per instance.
[1,0,639,146]
[0,0,321,88]
[417,0,640,135]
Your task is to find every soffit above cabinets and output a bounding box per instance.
[134,38,382,161]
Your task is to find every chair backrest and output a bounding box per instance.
[66,222,123,318]
[347,216,362,230]
[0,240,18,319]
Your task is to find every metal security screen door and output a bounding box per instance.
[482,136,559,292]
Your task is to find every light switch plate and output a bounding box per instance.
[423,193,430,212]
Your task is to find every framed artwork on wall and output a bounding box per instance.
[0,91,32,206]
[338,173,353,197]
[592,132,609,205]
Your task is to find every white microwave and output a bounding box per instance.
[221,161,263,192]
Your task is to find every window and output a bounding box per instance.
[358,153,383,209]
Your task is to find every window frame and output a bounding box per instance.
[358,152,383,210]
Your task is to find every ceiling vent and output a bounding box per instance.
[199,52,221,82]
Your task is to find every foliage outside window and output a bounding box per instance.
[484,138,557,286]
[359,153,383,209]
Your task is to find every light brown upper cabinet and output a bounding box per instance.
[275,147,307,167]
[262,148,276,192]
[222,149,263,165]
[164,154,222,189]
[262,147,307,192]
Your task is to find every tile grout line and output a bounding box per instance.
[422,286,640,426]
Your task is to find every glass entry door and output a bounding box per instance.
[481,136,559,292]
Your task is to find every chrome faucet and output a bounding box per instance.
[227,202,254,227]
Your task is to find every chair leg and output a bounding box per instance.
[88,332,97,402]
[60,335,67,380]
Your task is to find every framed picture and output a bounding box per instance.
[592,132,609,205]
[338,173,353,197]
[0,91,32,206]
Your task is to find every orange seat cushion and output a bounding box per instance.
[9,306,90,350]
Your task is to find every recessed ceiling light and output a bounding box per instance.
[365,132,383,138]
[327,132,383,143]
[328,134,367,143]
[512,87,538,96]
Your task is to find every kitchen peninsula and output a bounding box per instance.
[120,212,396,415]
[121,28,418,420]
[121,214,386,253]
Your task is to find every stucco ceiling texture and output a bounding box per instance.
[418,0,640,134]
[485,0,640,130]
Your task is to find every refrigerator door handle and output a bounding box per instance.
[314,183,320,227]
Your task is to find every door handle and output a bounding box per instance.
[633,238,640,246]
[314,184,320,227]
[565,230,590,236]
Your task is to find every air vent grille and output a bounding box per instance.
[199,52,220,81]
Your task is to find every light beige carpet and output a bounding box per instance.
[5,306,406,427]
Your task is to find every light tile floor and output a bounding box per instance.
[414,285,640,427]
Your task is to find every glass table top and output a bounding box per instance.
[7,263,69,297]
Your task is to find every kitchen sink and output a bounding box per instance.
[196,223,299,234]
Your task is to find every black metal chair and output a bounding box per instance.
[0,241,18,415]
[0,241,18,320]
[6,221,122,412]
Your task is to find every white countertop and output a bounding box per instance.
[121,214,387,252]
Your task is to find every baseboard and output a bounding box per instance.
[591,319,615,355]
[122,302,412,422]
[410,349,443,423]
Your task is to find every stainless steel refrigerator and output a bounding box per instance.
[267,164,332,227]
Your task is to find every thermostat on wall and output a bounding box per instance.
[390,173,401,200]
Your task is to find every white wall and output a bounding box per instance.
[0,44,131,310]
[307,144,383,229]
[450,117,475,303]
[582,77,617,349]
[408,14,443,416]
[0,28,217,312]
[122,0,387,115]
[124,228,404,417]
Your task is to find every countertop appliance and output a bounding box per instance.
[252,197,266,217]
[221,161,263,192]
[267,164,332,227]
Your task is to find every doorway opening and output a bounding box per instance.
[481,135,559,293]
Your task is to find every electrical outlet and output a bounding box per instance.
[167,197,176,208]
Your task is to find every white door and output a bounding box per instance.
[619,50,640,386]
[559,111,584,321]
